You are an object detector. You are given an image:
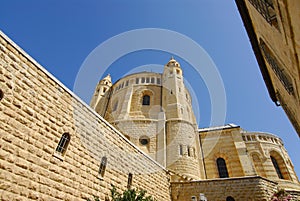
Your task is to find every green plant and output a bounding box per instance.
[85,185,156,201]
[111,185,156,201]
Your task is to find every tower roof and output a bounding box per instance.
[166,56,181,68]
[99,74,112,86]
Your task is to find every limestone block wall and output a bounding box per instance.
[0,31,171,201]
[166,120,201,179]
[171,176,278,201]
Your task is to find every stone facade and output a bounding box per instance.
[236,0,300,136]
[0,31,171,201]
[1,28,300,201]
[171,176,277,201]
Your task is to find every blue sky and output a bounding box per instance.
[1,1,299,176]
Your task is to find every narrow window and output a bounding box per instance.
[121,82,124,88]
[142,95,150,105]
[226,196,235,201]
[56,133,70,155]
[179,145,183,156]
[157,78,161,85]
[127,173,133,189]
[260,40,293,94]
[98,156,107,178]
[187,146,191,156]
[0,89,3,101]
[151,77,155,83]
[248,0,278,29]
[271,156,284,179]
[135,78,139,84]
[217,157,229,178]
[146,77,150,83]
[125,80,129,86]
[103,88,107,93]
[113,101,118,111]
[141,77,145,83]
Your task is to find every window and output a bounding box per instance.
[139,136,149,146]
[142,95,150,105]
[216,158,229,178]
[248,0,278,29]
[226,196,235,201]
[98,156,107,178]
[157,78,161,85]
[55,133,70,155]
[103,88,107,93]
[146,77,150,83]
[141,77,145,83]
[151,77,155,83]
[260,40,294,95]
[125,80,129,86]
[127,173,133,189]
[0,89,3,101]
[179,145,183,156]
[113,101,118,111]
[187,146,191,156]
[135,78,139,84]
[271,156,284,179]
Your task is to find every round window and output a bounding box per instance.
[139,137,149,146]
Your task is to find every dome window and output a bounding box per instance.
[142,95,150,105]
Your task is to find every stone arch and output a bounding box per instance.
[213,154,230,178]
[250,152,267,178]
[130,88,154,114]
[269,150,290,180]
[216,157,229,178]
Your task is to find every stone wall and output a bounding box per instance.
[171,176,277,201]
[243,0,300,135]
[0,31,171,201]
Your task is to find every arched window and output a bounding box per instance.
[179,145,183,156]
[226,196,235,201]
[271,156,284,179]
[113,101,118,111]
[0,89,3,101]
[217,157,229,178]
[142,95,150,105]
[127,173,133,189]
[98,156,107,178]
[56,133,70,155]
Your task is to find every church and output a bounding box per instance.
[0,30,300,200]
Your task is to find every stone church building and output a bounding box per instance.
[1,30,300,200]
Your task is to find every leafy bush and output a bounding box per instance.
[85,185,156,201]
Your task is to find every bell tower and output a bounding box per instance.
[90,74,112,117]
[162,57,203,180]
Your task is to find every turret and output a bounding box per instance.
[90,74,112,117]
[162,57,203,180]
